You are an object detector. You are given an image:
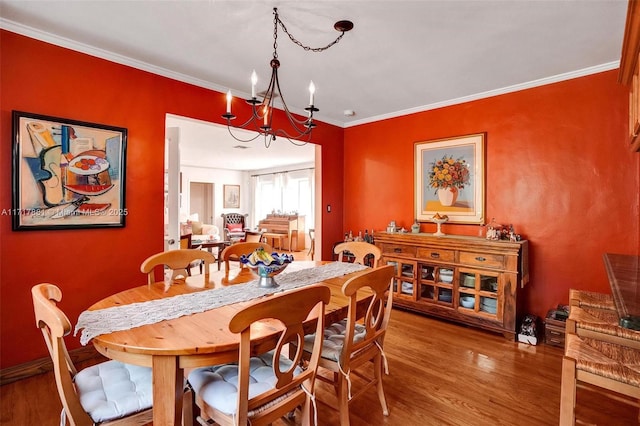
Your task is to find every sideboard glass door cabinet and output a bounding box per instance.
[374,232,529,340]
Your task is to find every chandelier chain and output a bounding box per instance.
[273,12,279,58]
[274,9,347,53]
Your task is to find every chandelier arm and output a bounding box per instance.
[273,128,312,145]
[231,107,262,131]
[226,125,264,143]
[284,110,314,133]
[263,134,272,148]
[273,70,316,131]
[263,68,278,111]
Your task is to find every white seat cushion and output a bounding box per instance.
[187,351,302,416]
[74,360,152,423]
[303,319,367,362]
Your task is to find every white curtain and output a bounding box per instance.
[253,168,314,231]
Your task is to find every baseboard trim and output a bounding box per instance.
[0,346,103,386]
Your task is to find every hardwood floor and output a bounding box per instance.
[3,309,638,425]
[3,251,638,425]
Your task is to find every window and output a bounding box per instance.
[253,169,314,230]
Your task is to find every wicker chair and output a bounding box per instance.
[560,333,640,425]
[561,288,640,424]
[569,289,616,310]
[566,305,640,350]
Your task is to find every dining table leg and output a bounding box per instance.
[152,355,185,425]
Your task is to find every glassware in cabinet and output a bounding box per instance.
[417,263,435,302]
[437,288,453,304]
[386,259,416,299]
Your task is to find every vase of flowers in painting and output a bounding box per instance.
[429,155,470,207]
[437,187,458,206]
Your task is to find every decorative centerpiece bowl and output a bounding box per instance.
[431,213,449,236]
[240,248,293,288]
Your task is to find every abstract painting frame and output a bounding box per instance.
[11,111,127,230]
[223,184,240,208]
[415,133,485,224]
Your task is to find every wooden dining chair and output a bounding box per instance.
[31,283,154,426]
[187,285,332,426]
[244,230,263,243]
[308,228,315,260]
[334,241,382,267]
[220,242,274,285]
[220,242,273,276]
[301,264,395,426]
[140,248,217,286]
[180,233,206,274]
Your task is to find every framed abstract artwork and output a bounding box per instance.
[11,111,127,230]
[415,133,485,224]
[223,184,240,208]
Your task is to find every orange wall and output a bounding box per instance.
[2,31,639,370]
[343,70,640,319]
[0,31,344,368]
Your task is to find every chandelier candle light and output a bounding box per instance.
[223,8,353,147]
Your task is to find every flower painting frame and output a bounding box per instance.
[415,133,485,224]
[11,111,127,230]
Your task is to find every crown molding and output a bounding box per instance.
[344,61,620,128]
[1,18,619,130]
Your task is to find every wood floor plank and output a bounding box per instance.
[2,305,638,425]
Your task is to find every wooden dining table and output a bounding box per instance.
[85,261,371,426]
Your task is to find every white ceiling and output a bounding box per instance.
[165,114,316,171]
[0,0,629,169]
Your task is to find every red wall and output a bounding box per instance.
[0,31,344,368]
[343,70,640,319]
[2,30,639,370]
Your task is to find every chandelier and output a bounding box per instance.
[222,8,353,147]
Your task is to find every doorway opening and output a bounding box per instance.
[164,114,321,256]
[190,182,215,225]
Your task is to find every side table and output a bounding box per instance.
[191,240,230,271]
[544,309,567,348]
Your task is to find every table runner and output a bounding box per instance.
[74,262,367,345]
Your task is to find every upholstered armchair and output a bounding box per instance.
[221,213,249,242]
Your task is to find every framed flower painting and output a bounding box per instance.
[415,133,485,224]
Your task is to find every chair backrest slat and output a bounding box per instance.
[334,241,382,267]
[228,285,331,424]
[340,264,395,366]
[220,242,274,276]
[140,249,216,286]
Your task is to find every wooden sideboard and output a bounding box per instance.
[618,0,640,152]
[374,232,529,340]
